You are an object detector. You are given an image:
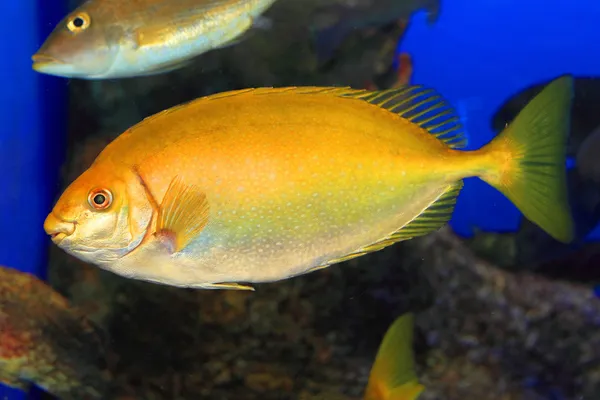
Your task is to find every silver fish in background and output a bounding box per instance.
[31,0,278,79]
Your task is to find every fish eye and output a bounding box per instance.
[67,12,91,32]
[88,188,113,210]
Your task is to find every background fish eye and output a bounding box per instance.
[87,188,112,210]
[67,13,90,32]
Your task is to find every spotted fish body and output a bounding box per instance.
[32,0,278,79]
[44,78,574,290]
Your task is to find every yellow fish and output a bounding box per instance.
[31,0,277,79]
[308,313,424,400]
[44,76,574,290]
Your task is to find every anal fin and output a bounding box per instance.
[190,282,255,291]
[155,176,210,253]
[386,181,463,241]
[308,182,463,272]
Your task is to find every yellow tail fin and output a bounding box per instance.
[478,75,574,243]
[364,313,424,400]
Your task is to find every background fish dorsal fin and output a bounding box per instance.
[364,313,424,400]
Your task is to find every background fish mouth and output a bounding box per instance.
[31,54,63,67]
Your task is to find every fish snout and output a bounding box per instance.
[44,213,76,244]
[31,53,63,69]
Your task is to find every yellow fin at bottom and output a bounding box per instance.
[365,313,424,400]
[387,382,425,400]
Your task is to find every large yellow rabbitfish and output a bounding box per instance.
[44,76,574,290]
[32,0,278,79]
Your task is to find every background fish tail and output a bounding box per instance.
[477,75,575,243]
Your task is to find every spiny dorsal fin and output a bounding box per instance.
[200,85,467,149]
[310,182,463,272]
[171,84,466,149]
[200,86,364,101]
[340,85,467,149]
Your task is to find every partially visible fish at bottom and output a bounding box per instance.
[304,313,424,400]
[0,265,109,399]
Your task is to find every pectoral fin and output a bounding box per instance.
[154,176,210,253]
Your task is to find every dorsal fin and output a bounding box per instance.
[307,182,463,273]
[154,85,466,149]
[200,86,364,100]
[340,85,467,149]
[365,313,425,400]
[199,85,467,149]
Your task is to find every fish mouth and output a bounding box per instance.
[44,212,76,245]
[50,232,68,245]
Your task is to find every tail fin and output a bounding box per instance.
[478,75,575,243]
[364,313,424,400]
